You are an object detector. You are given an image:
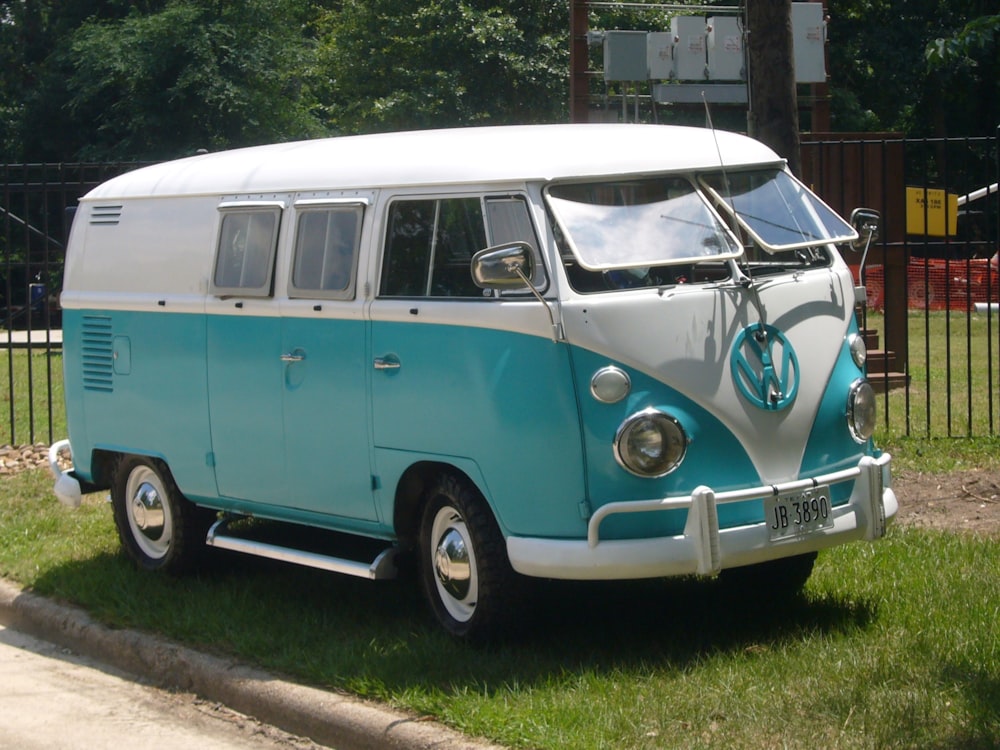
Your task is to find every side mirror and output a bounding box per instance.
[849,208,881,253]
[471,242,534,289]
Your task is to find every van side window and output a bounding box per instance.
[290,205,363,298]
[381,198,487,297]
[212,208,281,296]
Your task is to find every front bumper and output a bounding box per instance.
[506,453,895,580]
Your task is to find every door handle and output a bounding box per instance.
[373,356,401,371]
[280,351,306,363]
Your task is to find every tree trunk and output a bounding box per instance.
[746,0,801,175]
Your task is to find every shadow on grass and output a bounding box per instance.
[927,663,1000,750]
[29,543,878,699]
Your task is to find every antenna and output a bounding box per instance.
[702,91,767,331]
[702,91,733,212]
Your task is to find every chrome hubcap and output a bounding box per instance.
[123,465,173,560]
[434,528,471,599]
[429,505,478,623]
[130,482,165,541]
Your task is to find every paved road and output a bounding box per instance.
[0,623,328,750]
[0,578,499,750]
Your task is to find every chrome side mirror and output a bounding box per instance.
[471,242,534,289]
[849,208,881,253]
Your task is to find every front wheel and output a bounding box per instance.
[418,473,516,641]
[111,455,212,573]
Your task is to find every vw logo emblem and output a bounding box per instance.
[730,324,799,411]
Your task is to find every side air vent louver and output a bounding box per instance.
[81,315,114,393]
[89,205,123,226]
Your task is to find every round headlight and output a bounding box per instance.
[848,332,867,369]
[614,409,687,477]
[847,379,876,442]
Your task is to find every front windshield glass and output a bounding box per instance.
[546,177,742,270]
[700,169,857,252]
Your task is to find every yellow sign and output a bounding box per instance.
[906,187,958,237]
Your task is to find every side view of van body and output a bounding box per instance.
[51,124,896,639]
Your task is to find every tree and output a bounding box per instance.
[827,0,998,137]
[746,0,800,174]
[1,0,166,160]
[63,0,328,160]
[926,12,999,65]
[924,12,999,136]
[314,0,567,134]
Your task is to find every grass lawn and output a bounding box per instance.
[1,467,998,749]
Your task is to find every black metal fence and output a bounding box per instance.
[2,163,147,447]
[802,130,1000,439]
[2,134,999,448]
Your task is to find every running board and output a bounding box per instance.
[205,518,397,580]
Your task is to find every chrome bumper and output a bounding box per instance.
[48,439,84,508]
[506,453,895,581]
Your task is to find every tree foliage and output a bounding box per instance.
[314,0,567,134]
[65,0,325,159]
[827,0,998,136]
[926,13,999,66]
[0,0,997,161]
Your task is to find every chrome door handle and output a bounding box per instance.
[373,356,401,371]
[280,351,306,363]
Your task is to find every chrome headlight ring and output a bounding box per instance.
[613,408,688,478]
[847,379,876,443]
[848,332,867,370]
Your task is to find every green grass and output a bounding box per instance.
[2,468,999,749]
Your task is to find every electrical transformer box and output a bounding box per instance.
[647,32,674,80]
[670,16,706,81]
[792,2,826,83]
[707,16,743,80]
[603,30,648,82]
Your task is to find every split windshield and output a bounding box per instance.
[699,169,857,252]
[546,177,741,270]
[547,170,856,293]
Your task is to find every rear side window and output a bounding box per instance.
[290,204,363,299]
[212,207,281,297]
[380,195,544,298]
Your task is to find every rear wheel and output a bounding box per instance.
[111,456,212,573]
[418,473,515,641]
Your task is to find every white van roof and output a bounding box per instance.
[83,124,782,200]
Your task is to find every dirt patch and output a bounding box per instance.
[893,468,1000,536]
[7,443,999,536]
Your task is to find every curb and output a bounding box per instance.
[0,578,502,750]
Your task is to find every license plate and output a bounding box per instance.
[764,485,833,541]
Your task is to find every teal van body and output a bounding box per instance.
[51,124,896,638]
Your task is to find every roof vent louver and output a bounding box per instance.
[90,205,123,226]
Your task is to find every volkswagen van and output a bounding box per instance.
[50,124,895,639]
